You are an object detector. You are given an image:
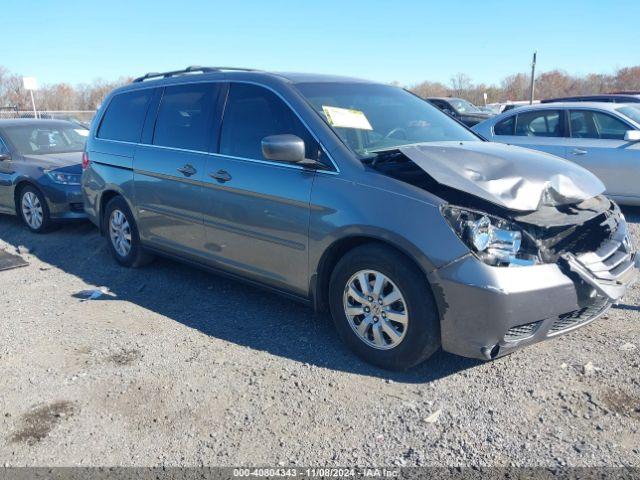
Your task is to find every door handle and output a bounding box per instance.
[210,169,232,183]
[177,164,197,177]
[571,148,588,156]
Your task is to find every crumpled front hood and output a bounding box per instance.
[399,141,605,211]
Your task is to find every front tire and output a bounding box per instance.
[18,185,51,233]
[104,196,153,268]
[329,244,440,370]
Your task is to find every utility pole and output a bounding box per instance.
[529,51,537,105]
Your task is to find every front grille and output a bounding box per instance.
[69,203,84,213]
[575,235,635,284]
[549,298,610,334]
[504,320,542,341]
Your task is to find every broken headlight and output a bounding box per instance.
[441,205,539,267]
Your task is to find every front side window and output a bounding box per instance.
[295,83,478,157]
[3,124,88,155]
[570,110,629,140]
[153,83,218,151]
[515,110,561,137]
[98,89,152,143]
[220,83,319,161]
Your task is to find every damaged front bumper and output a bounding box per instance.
[429,218,638,360]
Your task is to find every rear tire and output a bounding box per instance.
[329,243,440,370]
[17,185,51,233]
[104,196,153,268]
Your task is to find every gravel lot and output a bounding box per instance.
[0,209,638,468]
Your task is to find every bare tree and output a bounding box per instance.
[411,80,448,98]
[449,73,473,97]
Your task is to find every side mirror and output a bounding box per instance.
[624,130,640,142]
[0,153,11,162]
[262,134,306,163]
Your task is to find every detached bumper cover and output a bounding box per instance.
[430,220,638,360]
[562,219,637,301]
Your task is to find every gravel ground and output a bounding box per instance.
[0,209,638,468]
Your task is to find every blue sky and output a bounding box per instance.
[2,0,638,87]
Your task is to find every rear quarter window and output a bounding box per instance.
[97,89,153,143]
[494,116,515,135]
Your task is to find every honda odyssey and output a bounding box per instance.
[82,67,638,369]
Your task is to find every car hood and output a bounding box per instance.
[399,141,605,211]
[22,152,83,173]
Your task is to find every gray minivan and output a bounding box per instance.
[82,67,638,369]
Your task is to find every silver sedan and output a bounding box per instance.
[472,102,640,205]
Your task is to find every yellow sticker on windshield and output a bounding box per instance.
[322,106,373,130]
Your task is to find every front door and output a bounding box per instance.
[0,135,16,213]
[563,109,640,200]
[134,82,220,257]
[201,82,323,295]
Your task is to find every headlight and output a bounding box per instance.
[441,205,538,267]
[45,170,81,185]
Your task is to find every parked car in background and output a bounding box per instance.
[426,97,494,127]
[486,101,540,115]
[83,67,637,369]
[0,119,87,232]
[472,102,640,205]
[541,94,640,104]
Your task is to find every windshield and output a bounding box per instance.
[295,83,479,157]
[3,124,88,155]
[448,98,481,113]
[617,105,640,125]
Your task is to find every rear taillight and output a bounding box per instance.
[82,151,90,170]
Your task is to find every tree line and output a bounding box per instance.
[1,65,639,111]
[0,66,130,111]
[410,66,640,105]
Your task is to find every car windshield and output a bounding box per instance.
[3,124,88,155]
[448,98,482,113]
[295,83,479,157]
[617,105,640,125]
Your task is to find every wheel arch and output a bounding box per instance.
[13,179,46,214]
[98,189,134,235]
[311,232,437,314]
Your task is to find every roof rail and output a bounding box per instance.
[132,66,260,83]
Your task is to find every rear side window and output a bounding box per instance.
[494,116,515,135]
[515,110,562,137]
[152,83,218,151]
[220,83,319,161]
[98,90,152,142]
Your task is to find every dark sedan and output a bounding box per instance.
[426,97,494,127]
[0,119,87,232]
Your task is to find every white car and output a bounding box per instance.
[473,102,640,205]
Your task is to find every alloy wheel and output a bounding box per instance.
[342,269,409,350]
[21,191,44,230]
[109,209,132,257]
